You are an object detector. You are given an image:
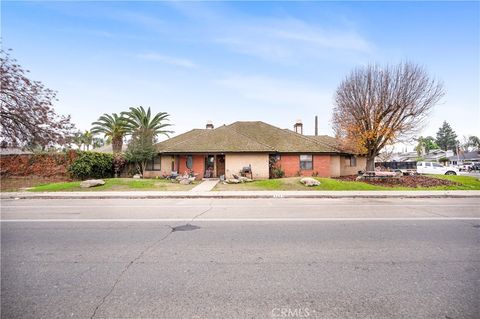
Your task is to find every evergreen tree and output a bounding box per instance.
[435,121,458,151]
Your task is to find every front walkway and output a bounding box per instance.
[190,179,219,192]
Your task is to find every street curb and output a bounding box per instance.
[2,192,480,200]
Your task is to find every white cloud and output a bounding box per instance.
[214,17,372,63]
[137,53,197,68]
[217,74,331,109]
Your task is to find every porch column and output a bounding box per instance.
[214,154,217,178]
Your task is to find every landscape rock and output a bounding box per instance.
[238,176,253,183]
[300,177,321,187]
[179,179,192,185]
[226,179,241,184]
[80,179,105,188]
[133,174,142,179]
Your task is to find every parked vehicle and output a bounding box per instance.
[416,162,458,175]
[470,162,480,171]
[459,163,472,172]
[375,161,417,175]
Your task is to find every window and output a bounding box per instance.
[425,162,432,167]
[186,155,193,169]
[300,155,313,170]
[349,156,357,167]
[416,162,422,167]
[146,155,161,171]
[433,163,443,168]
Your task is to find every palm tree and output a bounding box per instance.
[72,131,84,150]
[82,130,93,151]
[91,113,127,153]
[122,106,173,140]
[92,137,105,149]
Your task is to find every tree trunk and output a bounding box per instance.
[112,137,123,153]
[140,161,147,177]
[366,156,375,172]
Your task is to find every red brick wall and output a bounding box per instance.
[276,154,331,177]
[178,155,188,174]
[177,155,204,180]
[0,151,77,178]
[192,155,204,179]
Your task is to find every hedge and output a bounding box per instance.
[68,151,114,180]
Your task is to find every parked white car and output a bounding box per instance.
[459,163,472,172]
[416,162,458,175]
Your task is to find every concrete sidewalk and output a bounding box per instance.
[190,180,219,192]
[2,190,480,199]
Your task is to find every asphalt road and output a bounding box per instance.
[1,198,479,319]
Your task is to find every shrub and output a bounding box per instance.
[69,151,113,180]
[438,156,449,164]
[271,166,285,178]
[124,129,156,175]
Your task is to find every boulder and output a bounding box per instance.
[133,174,142,179]
[226,178,241,184]
[80,179,105,188]
[179,179,191,185]
[300,177,320,187]
[238,176,253,183]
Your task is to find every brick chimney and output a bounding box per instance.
[294,119,303,134]
[315,115,318,136]
[206,121,214,129]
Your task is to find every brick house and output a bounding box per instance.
[143,121,365,179]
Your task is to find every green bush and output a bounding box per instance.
[271,166,285,178]
[68,151,114,180]
[438,156,449,163]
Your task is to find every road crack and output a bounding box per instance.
[89,226,173,319]
[189,200,213,223]
[89,201,213,318]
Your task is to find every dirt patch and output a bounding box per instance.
[334,175,459,188]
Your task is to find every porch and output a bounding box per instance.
[167,154,226,180]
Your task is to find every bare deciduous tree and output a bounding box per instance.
[332,62,444,171]
[1,48,75,149]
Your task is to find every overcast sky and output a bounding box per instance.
[2,1,479,148]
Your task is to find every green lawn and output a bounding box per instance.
[29,178,197,192]
[10,175,480,192]
[214,176,480,191]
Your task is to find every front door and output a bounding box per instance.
[216,155,225,177]
[204,155,215,178]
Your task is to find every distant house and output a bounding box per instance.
[424,149,451,162]
[448,151,480,165]
[144,121,365,179]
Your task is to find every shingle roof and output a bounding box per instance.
[448,151,480,161]
[155,129,208,152]
[92,144,127,153]
[228,121,338,152]
[155,121,348,154]
[157,125,274,153]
